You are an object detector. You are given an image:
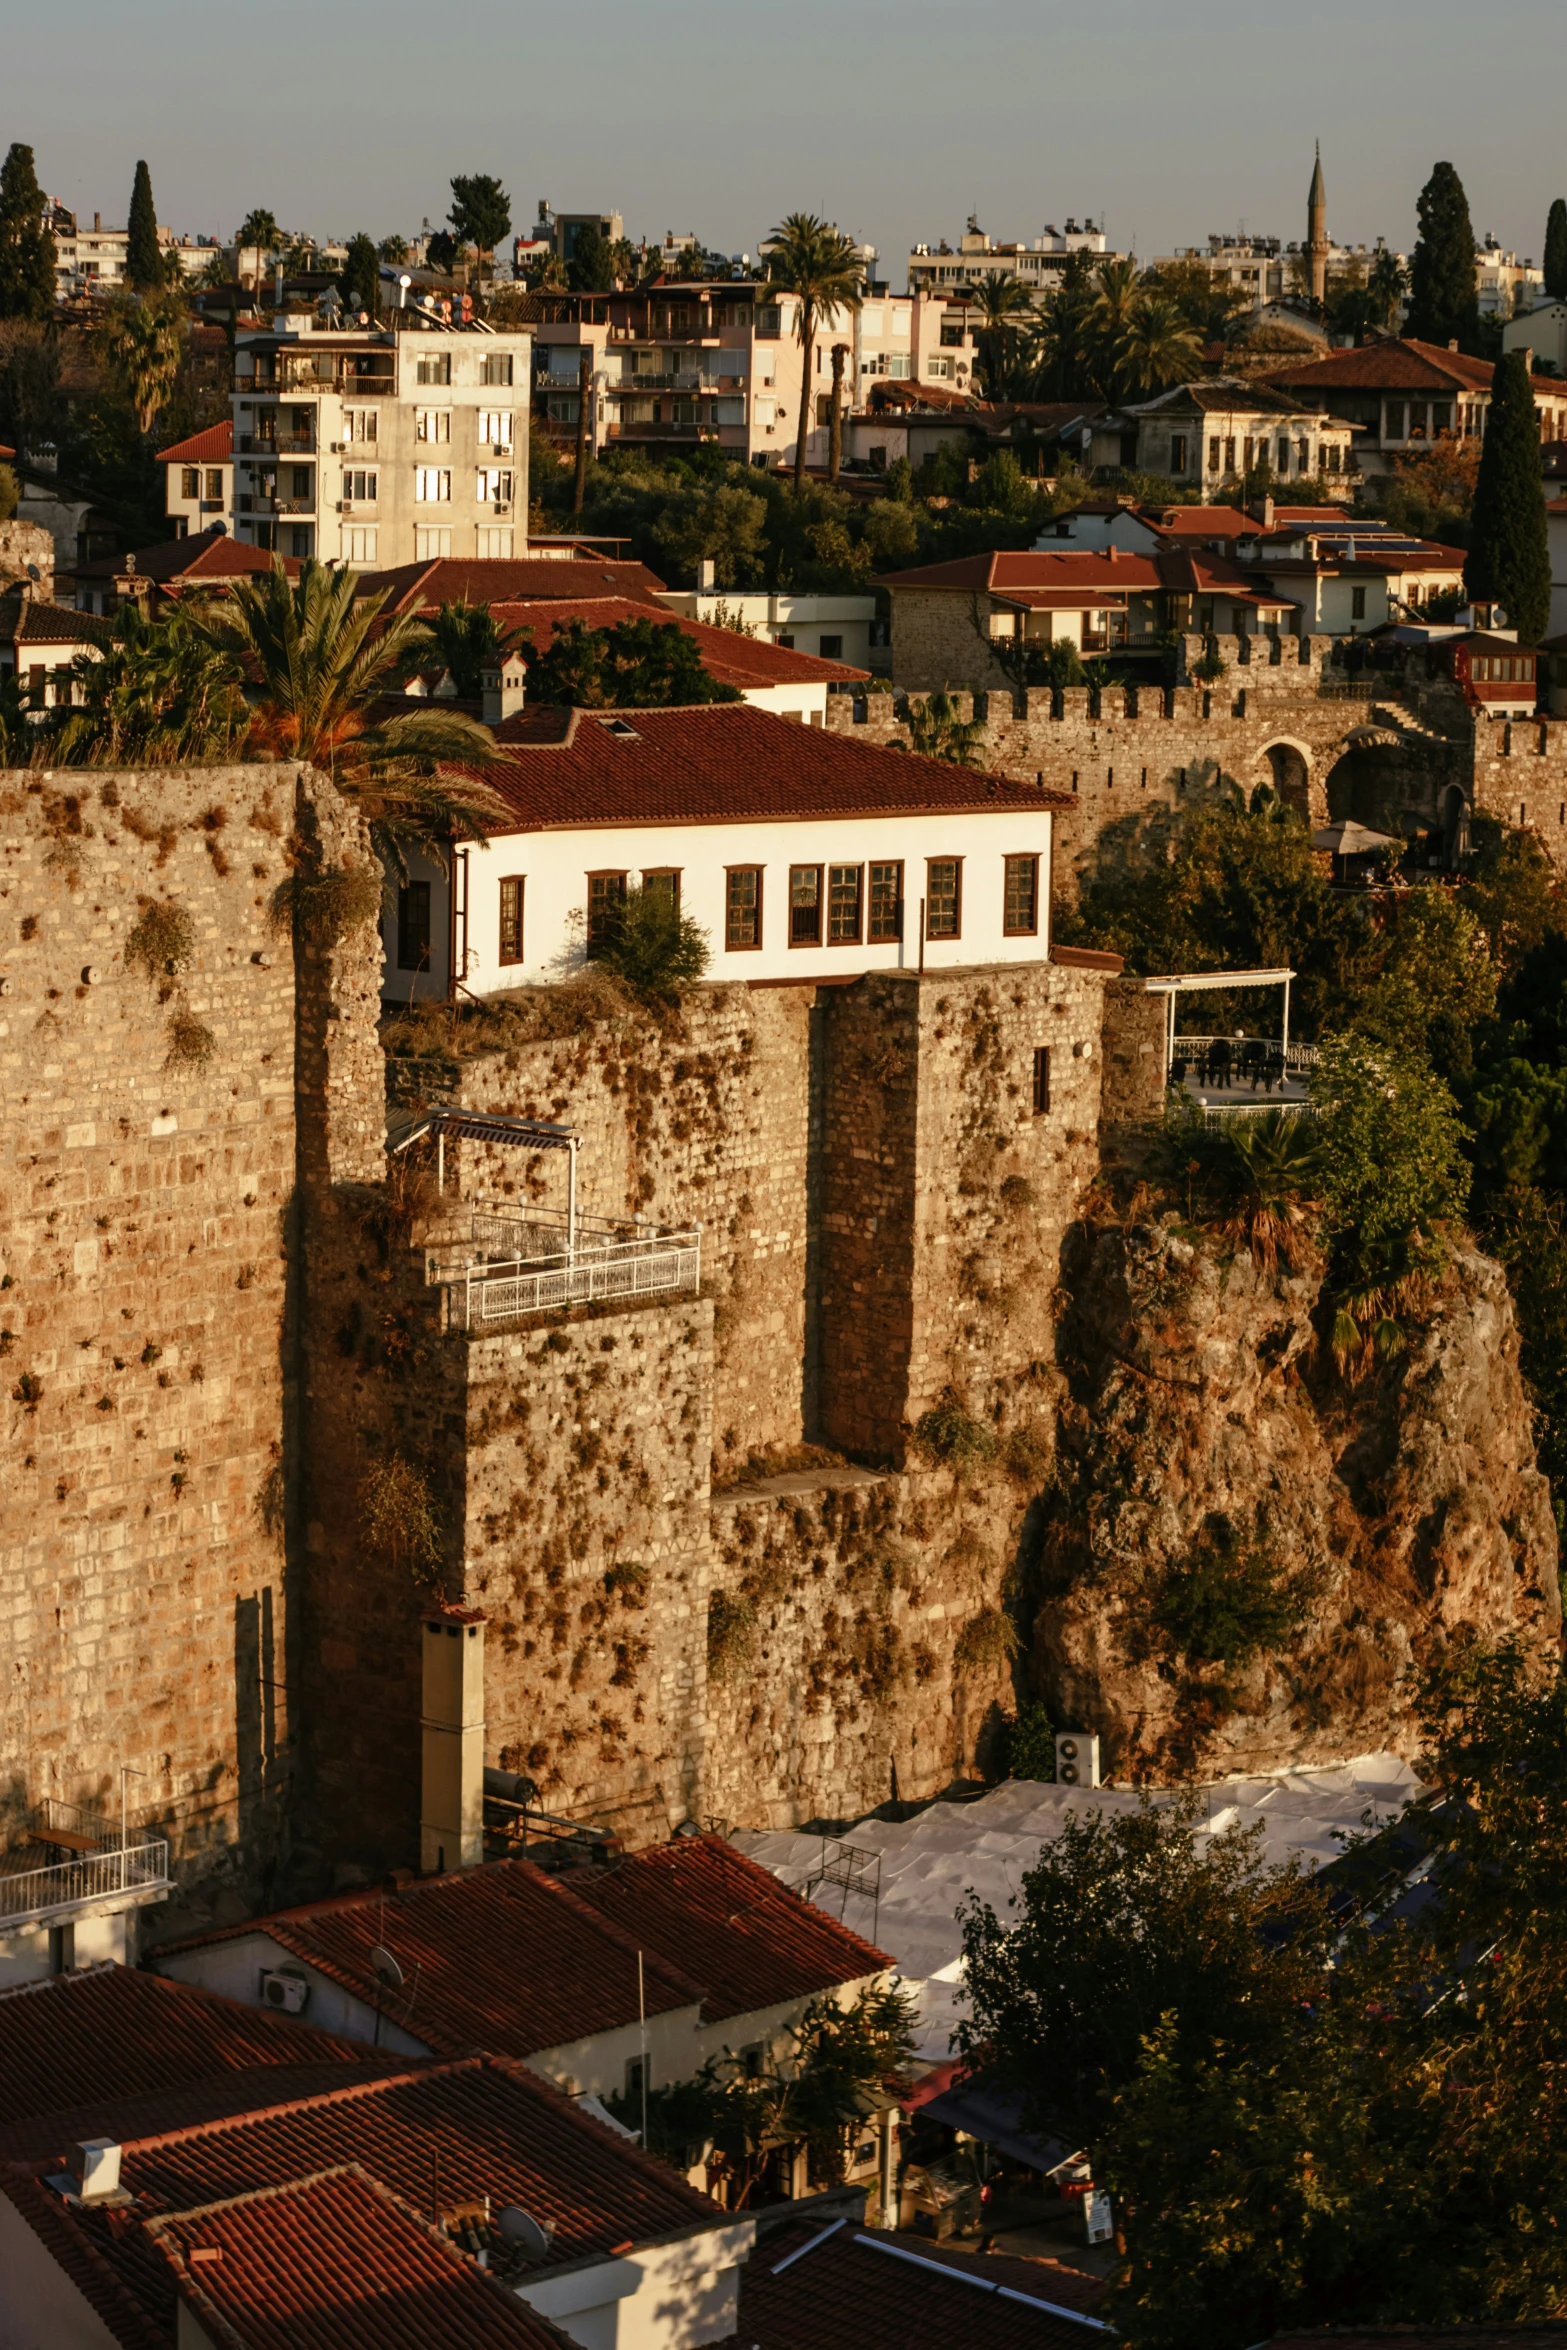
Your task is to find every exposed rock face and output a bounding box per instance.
[1033,1218,1560,1778]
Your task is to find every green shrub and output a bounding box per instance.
[1003,1417,1052,1485]
[912,1395,999,1470]
[125,900,195,981]
[954,1606,1021,1674]
[359,1455,443,1585]
[1005,1699,1056,1781]
[1155,1521,1308,1669]
[165,1009,215,1068]
[707,1590,757,1682]
[592,883,711,1000]
[270,863,385,944]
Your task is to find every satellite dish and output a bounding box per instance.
[497,2207,552,2262]
[25,564,40,582]
[370,1944,404,1991]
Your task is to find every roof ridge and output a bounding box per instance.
[142,2159,367,2238]
[109,2055,470,2157]
[0,1960,118,2005]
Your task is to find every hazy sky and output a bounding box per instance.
[8,0,1564,275]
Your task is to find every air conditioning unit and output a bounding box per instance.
[259,1967,309,2015]
[329,440,345,453]
[1054,1732,1101,1789]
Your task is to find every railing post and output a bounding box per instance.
[567,1138,579,1267]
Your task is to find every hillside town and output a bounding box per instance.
[1,81,1567,2350]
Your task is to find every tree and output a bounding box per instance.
[448,173,510,279]
[1545,198,1567,301]
[125,160,163,293]
[590,880,711,1000]
[51,598,250,766]
[518,614,743,709]
[97,293,185,435]
[378,233,409,267]
[1086,256,1143,399]
[827,339,847,483]
[236,208,280,254]
[1310,1036,1470,1318]
[1407,160,1479,350]
[192,557,506,874]
[1117,296,1202,398]
[899,687,985,765]
[1368,246,1409,330]
[567,222,615,294]
[340,232,380,321]
[0,143,57,324]
[1466,347,1551,641]
[0,320,62,459]
[764,213,865,493]
[963,269,1033,397]
[426,600,519,699]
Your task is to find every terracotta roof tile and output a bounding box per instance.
[0,2172,168,2350]
[72,536,298,587]
[474,702,1072,831]
[492,596,870,686]
[155,421,234,467]
[1262,335,1567,399]
[0,591,112,646]
[363,556,670,614]
[738,2220,1112,2348]
[147,2165,568,2349]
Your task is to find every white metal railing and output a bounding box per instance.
[1200,1101,1319,1129]
[1173,1035,1320,1072]
[428,1206,701,1331]
[0,1837,171,1929]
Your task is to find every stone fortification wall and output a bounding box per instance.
[0,761,347,1915]
[1472,716,1567,864]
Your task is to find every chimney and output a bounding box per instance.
[481,651,527,725]
[67,2139,122,2204]
[420,1607,486,1873]
[93,211,101,232]
[697,556,716,592]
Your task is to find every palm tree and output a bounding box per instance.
[963,270,1034,398]
[828,341,848,483]
[53,599,250,766]
[1118,296,1203,399]
[1087,256,1144,399]
[97,293,185,435]
[1368,248,1409,332]
[426,599,522,699]
[764,213,865,492]
[194,559,507,875]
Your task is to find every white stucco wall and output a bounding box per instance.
[0,2194,128,2350]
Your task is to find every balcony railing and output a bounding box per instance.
[605,421,703,442]
[239,431,316,456]
[427,1205,701,1331]
[0,1807,170,1930]
[610,370,705,392]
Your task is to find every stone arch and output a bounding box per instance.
[1258,737,1320,824]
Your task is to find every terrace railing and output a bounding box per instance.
[0,1821,170,1930]
[427,1205,701,1332]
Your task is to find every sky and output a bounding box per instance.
[8,0,1565,277]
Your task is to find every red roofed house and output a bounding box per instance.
[157,420,234,539]
[71,533,299,618]
[373,698,1070,999]
[364,552,674,616]
[1262,336,1567,481]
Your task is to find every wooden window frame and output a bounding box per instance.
[1032,1046,1051,1116]
[498,875,525,967]
[725,864,764,952]
[397,879,432,973]
[827,862,863,946]
[586,869,628,955]
[640,866,682,908]
[924,856,963,942]
[788,862,823,947]
[868,859,904,945]
[1003,853,1040,938]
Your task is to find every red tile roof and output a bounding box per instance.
[0,2172,168,2350]
[878,545,1286,609]
[475,702,1074,831]
[72,536,299,587]
[0,1966,395,2156]
[1134,503,1257,539]
[738,2221,1112,2349]
[1263,335,1567,400]
[155,420,234,467]
[147,2165,568,2349]
[492,596,870,686]
[153,1840,888,2055]
[364,556,670,614]
[0,591,112,647]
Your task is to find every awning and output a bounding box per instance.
[387,1109,576,1154]
[1310,820,1398,855]
[917,2081,1067,2176]
[1142,967,1295,994]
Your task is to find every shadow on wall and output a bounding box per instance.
[234,1589,282,1911]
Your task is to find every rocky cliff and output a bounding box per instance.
[1031,1216,1560,1778]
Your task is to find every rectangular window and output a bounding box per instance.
[477,409,514,448]
[397,880,431,972]
[1297,437,1309,473]
[344,526,378,564]
[1003,853,1039,936]
[726,865,762,950]
[1207,437,1221,473]
[868,860,903,943]
[476,468,515,504]
[481,353,514,386]
[1386,401,1407,440]
[417,409,451,443]
[926,857,961,939]
[498,876,524,965]
[1171,434,1187,473]
[341,469,378,501]
[1224,436,1236,471]
[414,526,452,560]
[818,634,844,659]
[343,407,378,445]
[1351,585,1367,619]
[828,863,862,943]
[789,863,822,944]
[1243,437,1254,471]
[476,526,514,557]
[1032,1046,1051,1116]
[415,468,452,502]
[416,354,452,386]
[586,871,627,954]
[641,868,680,909]
[180,466,199,497]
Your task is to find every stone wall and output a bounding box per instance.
[0,523,55,598]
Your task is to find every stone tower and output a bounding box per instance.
[1307,142,1329,305]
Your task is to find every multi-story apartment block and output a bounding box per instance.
[48,205,222,300]
[1475,235,1544,321]
[907,216,1116,301]
[229,297,532,566]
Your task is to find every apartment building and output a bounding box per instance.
[230,296,532,566]
[907,215,1116,301]
[49,205,221,300]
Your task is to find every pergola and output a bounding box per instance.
[1141,967,1296,1079]
[387,1109,580,1246]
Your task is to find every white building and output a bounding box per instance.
[380,699,1066,1002]
[49,207,222,299]
[908,216,1114,301]
[157,420,234,538]
[656,583,882,673]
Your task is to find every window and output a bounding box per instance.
[625,2053,649,2107]
[775,632,795,650]
[476,526,514,557]
[926,857,961,939]
[1326,444,1341,472]
[417,409,451,443]
[397,880,431,972]
[477,468,514,504]
[1032,1046,1051,1116]
[1171,435,1187,473]
[477,409,514,448]
[341,469,378,501]
[1386,401,1407,440]
[1297,438,1309,473]
[869,861,903,943]
[343,526,378,564]
[586,871,627,953]
[180,466,199,498]
[1242,438,1254,471]
[828,863,862,943]
[758,305,782,333]
[498,876,524,965]
[415,468,452,502]
[546,394,581,424]
[818,633,844,659]
[481,353,514,386]
[289,526,311,558]
[1351,585,1367,620]
[416,353,452,385]
[1224,436,1236,471]
[642,868,680,909]
[1003,853,1039,936]
[927,354,955,380]
[343,407,378,445]
[726,865,762,949]
[789,864,822,944]
[1207,437,1221,474]
[414,527,452,560]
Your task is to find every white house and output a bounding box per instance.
[655,584,884,675]
[158,419,234,538]
[380,699,1068,1002]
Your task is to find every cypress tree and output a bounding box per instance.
[1466,347,1551,643]
[1407,161,1479,351]
[0,142,57,323]
[340,232,380,320]
[1545,199,1567,301]
[125,159,163,292]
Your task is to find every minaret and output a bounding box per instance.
[1307,142,1328,305]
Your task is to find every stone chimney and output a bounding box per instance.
[420,1606,486,1873]
[698,557,716,591]
[481,651,527,724]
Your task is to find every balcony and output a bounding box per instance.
[426,1204,701,1331]
[239,431,317,456]
[0,1800,170,1932]
[605,421,702,443]
[241,496,316,517]
[611,369,705,392]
